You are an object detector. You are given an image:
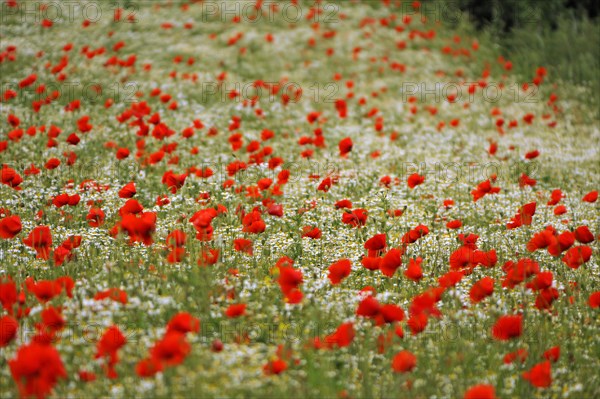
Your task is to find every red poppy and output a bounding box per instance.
[136,357,164,377]
[391,350,416,373]
[328,259,352,285]
[582,190,598,203]
[574,226,594,244]
[335,199,353,209]
[507,202,536,229]
[471,180,500,201]
[9,342,66,398]
[96,326,126,378]
[464,385,496,399]
[407,312,428,335]
[491,314,522,341]
[341,209,368,228]
[277,265,303,304]
[162,170,187,193]
[233,238,253,255]
[324,322,355,348]
[263,357,288,375]
[380,248,403,277]
[23,226,53,259]
[364,233,387,257]
[404,257,423,282]
[543,346,560,363]
[86,208,105,227]
[1,164,23,190]
[0,315,18,347]
[0,215,22,239]
[118,182,136,198]
[470,277,494,303]
[338,137,353,157]
[225,303,246,318]
[166,312,200,335]
[242,210,266,234]
[522,361,552,388]
[120,212,156,245]
[561,245,592,269]
[446,220,462,229]
[402,224,429,244]
[407,173,425,189]
[150,331,191,366]
[588,291,600,308]
[94,288,127,304]
[302,226,322,239]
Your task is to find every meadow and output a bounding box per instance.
[0,1,599,398]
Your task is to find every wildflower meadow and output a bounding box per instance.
[0,1,599,398]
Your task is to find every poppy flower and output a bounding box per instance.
[470,277,494,303]
[242,210,266,234]
[547,189,563,205]
[44,158,61,170]
[502,258,540,288]
[233,238,253,255]
[407,173,425,189]
[522,361,552,388]
[94,288,127,304]
[582,190,598,203]
[277,265,303,304]
[9,342,66,398]
[150,332,191,366]
[574,226,594,244]
[86,208,105,227]
[588,291,600,308]
[302,226,322,239]
[1,164,23,190]
[162,170,187,193]
[561,246,592,269]
[553,205,567,215]
[446,220,462,229]
[23,226,53,259]
[380,304,405,324]
[364,233,386,256]
[507,202,536,229]
[328,259,352,285]
[380,248,403,277]
[166,312,200,335]
[491,315,522,341]
[402,224,429,244]
[0,215,22,239]
[404,257,423,282]
[263,357,288,375]
[464,384,496,399]
[338,137,353,157]
[118,182,136,198]
[525,271,553,291]
[120,212,156,246]
[324,322,355,348]
[543,346,560,363]
[391,350,416,373]
[0,315,18,347]
[407,312,428,335]
[335,199,353,209]
[136,357,164,377]
[225,303,246,318]
[471,180,500,201]
[341,209,368,228]
[96,326,126,378]
[361,256,381,271]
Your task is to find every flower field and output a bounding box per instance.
[0,1,599,398]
